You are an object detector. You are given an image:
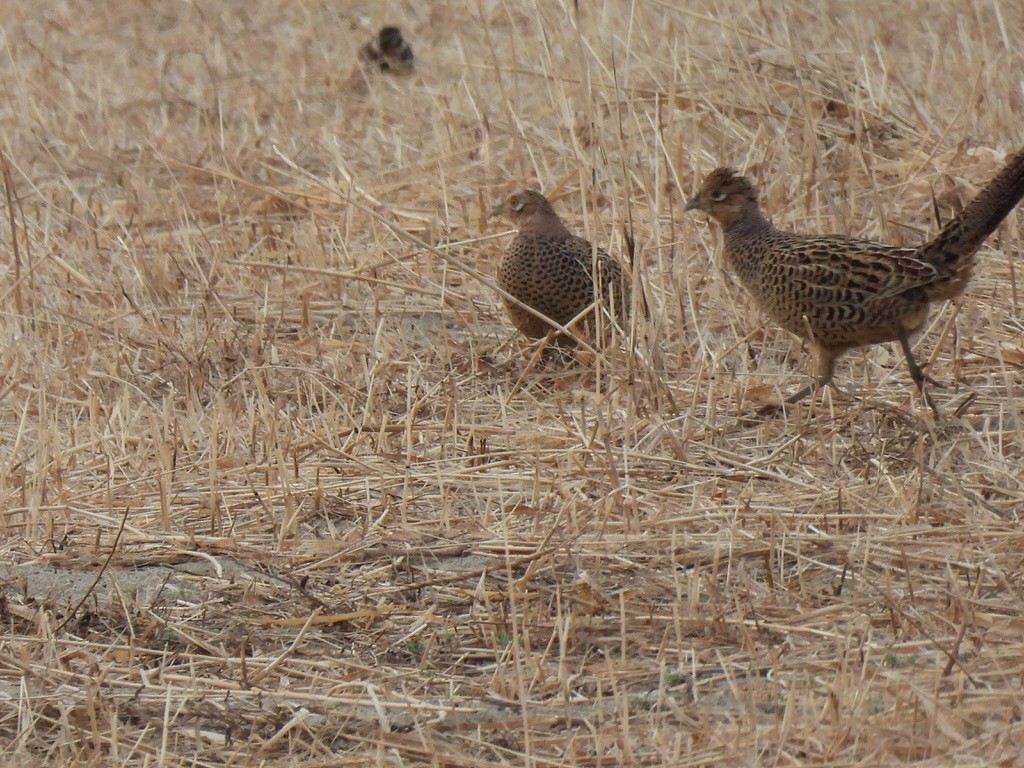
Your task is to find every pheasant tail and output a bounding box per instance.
[918,147,1024,267]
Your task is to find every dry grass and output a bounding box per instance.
[1,0,1024,765]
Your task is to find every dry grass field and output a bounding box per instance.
[2,0,1024,765]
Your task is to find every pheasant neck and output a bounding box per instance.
[722,202,773,239]
[521,213,572,240]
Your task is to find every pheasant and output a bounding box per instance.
[489,189,630,343]
[685,149,1024,409]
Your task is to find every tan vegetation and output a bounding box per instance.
[1,1,1023,765]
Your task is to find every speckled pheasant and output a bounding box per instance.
[686,149,1024,408]
[490,189,630,342]
[358,26,415,75]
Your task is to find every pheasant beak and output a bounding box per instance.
[488,201,505,220]
[684,196,701,211]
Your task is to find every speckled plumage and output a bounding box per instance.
[686,149,1024,406]
[491,189,630,341]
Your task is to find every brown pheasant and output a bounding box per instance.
[686,149,1024,409]
[490,189,630,343]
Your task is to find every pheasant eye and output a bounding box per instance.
[711,191,727,202]
[510,197,524,211]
